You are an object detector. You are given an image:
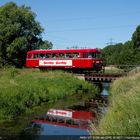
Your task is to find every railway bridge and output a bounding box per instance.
[84,73,123,82]
[75,65,140,82]
[75,73,123,82]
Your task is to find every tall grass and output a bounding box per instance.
[0,68,98,122]
[93,73,140,135]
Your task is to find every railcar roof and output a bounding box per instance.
[27,48,101,54]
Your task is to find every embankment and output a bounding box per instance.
[94,72,140,135]
[0,68,98,122]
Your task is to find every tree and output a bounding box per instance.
[102,25,140,65]
[102,43,124,65]
[117,41,134,65]
[38,40,53,49]
[0,2,52,67]
[132,25,140,51]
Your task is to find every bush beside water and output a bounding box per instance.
[0,68,98,122]
[94,73,140,135]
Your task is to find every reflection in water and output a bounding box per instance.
[23,121,89,140]
[23,109,91,140]
[100,83,110,96]
[22,83,110,140]
[34,122,89,135]
[101,88,108,96]
[99,83,110,115]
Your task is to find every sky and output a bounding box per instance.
[0,0,140,49]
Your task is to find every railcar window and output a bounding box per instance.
[96,53,102,58]
[66,53,72,58]
[27,54,32,59]
[59,53,65,58]
[30,52,82,59]
[46,53,51,58]
[92,53,96,58]
[88,52,101,58]
[88,52,93,58]
[39,54,45,58]
[52,53,59,58]
[72,53,79,58]
[66,53,79,58]
[33,54,39,59]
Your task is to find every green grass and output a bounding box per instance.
[0,68,98,122]
[93,73,140,135]
[104,66,123,74]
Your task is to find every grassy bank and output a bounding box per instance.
[94,73,140,135]
[0,68,98,122]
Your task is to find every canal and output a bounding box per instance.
[0,83,110,140]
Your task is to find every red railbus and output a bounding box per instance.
[26,48,103,72]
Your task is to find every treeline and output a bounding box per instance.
[102,25,140,65]
[0,2,52,68]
